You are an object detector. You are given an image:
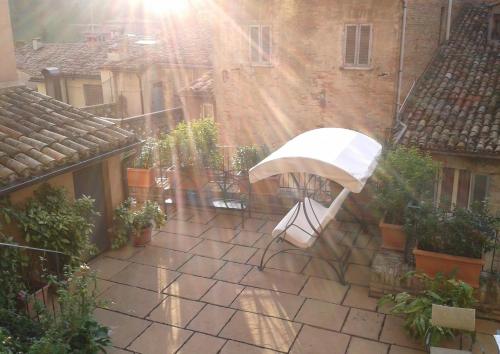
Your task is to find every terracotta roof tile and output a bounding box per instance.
[0,86,137,187]
[397,5,499,156]
[179,71,213,96]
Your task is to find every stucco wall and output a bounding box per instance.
[0,0,18,83]
[64,77,103,108]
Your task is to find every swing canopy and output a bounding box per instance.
[249,128,382,193]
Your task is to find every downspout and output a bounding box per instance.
[394,0,408,144]
[64,78,70,104]
[137,72,145,115]
[446,0,453,41]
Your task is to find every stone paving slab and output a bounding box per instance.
[159,220,209,237]
[177,332,226,354]
[289,325,350,354]
[299,277,348,303]
[178,255,226,278]
[341,308,385,340]
[128,322,192,354]
[214,261,253,283]
[94,308,150,349]
[201,280,245,307]
[347,337,389,354]
[89,256,130,280]
[99,283,166,317]
[129,246,192,270]
[240,267,308,294]
[110,262,180,292]
[295,298,349,331]
[220,340,281,354]
[163,273,216,300]
[223,244,258,263]
[201,227,238,242]
[190,239,234,258]
[148,296,204,327]
[187,304,235,335]
[150,231,202,252]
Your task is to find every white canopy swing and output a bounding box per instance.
[249,128,382,284]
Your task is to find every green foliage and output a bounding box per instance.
[232,145,270,174]
[131,138,156,169]
[379,272,476,346]
[12,184,98,261]
[373,147,439,224]
[0,236,29,309]
[405,201,499,259]
[112,199,166,249]
[0,309,43,353]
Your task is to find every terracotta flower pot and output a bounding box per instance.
[379,217,407,251]
[127,168,155,188]
[413,248,484,288]
[166,167,208,190]
[133,226,153,247]
[18,281,50,316]
[238,174,280,195]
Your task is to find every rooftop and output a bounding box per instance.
[179,70,213,96]
[396,5,500,156]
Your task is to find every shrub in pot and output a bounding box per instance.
[406,201,499,287]
[373,147,438,252]
[127,138,157,188]
[232,145,279,195]
[112,198,165,248]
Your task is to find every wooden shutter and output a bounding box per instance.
[456,170,471,209]
[471,175,489,204]
[344,25,357,65]
[440,167,454,209]
[261,25,271,63]
[250,26,260,63]
[358,25,372,65]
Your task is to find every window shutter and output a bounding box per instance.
[471,175,489,204]
[250,26,260,63]
[456,170,471,209]
[358,25,371,65]
[440,167,454,209]
[344,25,357,65]
[261,26,271,63]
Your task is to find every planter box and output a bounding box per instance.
[133,226,153,247]
[18,281,50,316]
[238,174,280,196]
[167,167,208,191]
[379,217,407,251]
[127,168,155,188]
[413,248,484,288]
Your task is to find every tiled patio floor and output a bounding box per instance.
[91,208,499,354]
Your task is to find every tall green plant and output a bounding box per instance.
[373,147,439,224]
[379,271,476,346]
[232,145,269,174]
[131,138,156,169]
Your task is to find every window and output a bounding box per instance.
[343,24,372,68]
[438,7,446,45]
[437,168,489,210]
[249,25,272,65]
[492,13,500,41]
[201,103,214,119]
[83,84,104,106]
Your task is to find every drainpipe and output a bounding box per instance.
[394,0,408,134]
[64,78,70,104]
[446,0,453,41]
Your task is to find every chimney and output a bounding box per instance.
[32,37,43,50]
[0,0,19,84]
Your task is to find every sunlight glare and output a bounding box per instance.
[143,0,189,15]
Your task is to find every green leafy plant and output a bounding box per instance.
[111,199,165,249]
[0,236,29,309]
[131,138,156,169]
[373,147,439,224]
[379,271,476,346]
[405,201,499,259]
[232,145,270,174]
[13,184,98,262]
[0,309,43,353]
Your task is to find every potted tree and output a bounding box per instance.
[112,198,165,248]
[373,147,438,251]
[406,202,499,288]
[232,145,280,195]
[127,138,156,188]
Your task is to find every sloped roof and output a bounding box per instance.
[16,42,110,80]
[0,86,137,188]
[179,71,213,96]
[396,5,500,156]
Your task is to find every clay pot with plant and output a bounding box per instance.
[112,198,165,248]
[405,201,499,288]
[373,147,438,252]
[127,138,157,188]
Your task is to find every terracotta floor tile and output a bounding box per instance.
[94,308,150,349]
[159,220,209,237]
[290,325,350,354]
[231,230,264,247]
[380,315,424,350]
[130,246,192,270]
[201,227,238,242]
[209,214,243,229]
[88,278,115,296]
[348,247,375,266]
[260,251,310,273]
[164,274,216,300]
[150,232,202,252]
[105,246,141,261]
[148,296,204,327]
[241,267,308,294]
[223,245,258,263]
[301,258,340,281]
[342,285,378,311]
[295,298,349,331]
[89,256,130,280]
[177,333,226,354]
[178,255,226,278]
[190,239,234,259]
[105,347,131,354]
[388,345,427,354]
[347,337,389,354]
[99,283,165,318]
[299,277,348,303]
[187,304,235,335]
[128,323,192,354]
[189,210,217,224]
[201,281,245,306]
[171,208,195,221]
[220,341,280,354]
[240,217,267,232]
[342,308,385,340]
[473,333,499,354]
[232,286,305,320]
[220,311,301,352]
[258,221,278,234]
[214,262,253,283]
[111,263,180,292]
[345,264,372,286]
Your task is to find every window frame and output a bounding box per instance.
[342,23,373,69]
[201,102,214,119]
[83,84,104,106]
[436,167,490,209]
[249,24,273,66]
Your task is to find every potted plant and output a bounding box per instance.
[127,138,157,188]
[232,145,280,195]
[373,147,438,251]
[112,198,165,248]
[406,202,499,288]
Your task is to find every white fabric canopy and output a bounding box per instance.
[249,128,382,193]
